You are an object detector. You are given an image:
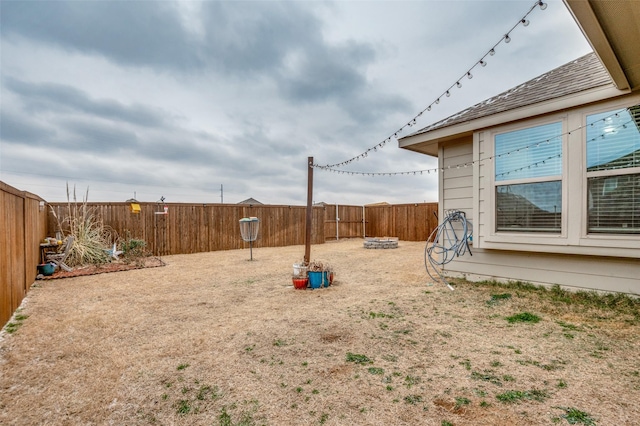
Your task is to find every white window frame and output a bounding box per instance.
[578,99,640,249]
[475,95,640,258]
[483,114,569,246]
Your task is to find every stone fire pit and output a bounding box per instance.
[363,237,399,249]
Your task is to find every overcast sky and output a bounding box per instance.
[0,0,591,205]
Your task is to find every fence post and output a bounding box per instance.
[362,205,365,238]
[336,204,339,241]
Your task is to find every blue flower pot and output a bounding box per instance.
[308,271,326,289]
[37,263,56,276]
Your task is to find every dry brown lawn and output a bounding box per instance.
[1,239,639,425]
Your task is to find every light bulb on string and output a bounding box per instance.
[467,72,473,79]
[489,48,495,56]
[427,106,432,111]
[538,1,547,10]
[456,81,462,88]
[521,19,529,27]
[435,98,440,104]
[445,91,450,97]
[505,34,511,43]
[480,60,487,67]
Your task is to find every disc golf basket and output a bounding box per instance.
[239,217,260,260]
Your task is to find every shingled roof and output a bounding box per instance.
[409,52,613,136]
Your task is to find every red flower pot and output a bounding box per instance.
[292,277,308,290]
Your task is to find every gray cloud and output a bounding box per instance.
[4,77,168,128]
[0,1,202,71]
[0,108,54,143]
[1,1,408,123]
[0,0,592,205]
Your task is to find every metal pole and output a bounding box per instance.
[221,184,223,204]
[336,204,339,241]
[249,221,253,261]
[304,157,313,264]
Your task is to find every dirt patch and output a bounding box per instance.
[1,239,638,425]
[37,256,166,280]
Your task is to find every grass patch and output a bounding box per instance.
[404,375,420,388]
[506,312,541,324]
[555,406,596,425]
[496,389,548,403]
[458,279,640,322]
[403,394,422,405]
[3,311,29,334]
[454,396,471,409]
[470,371,503,386]
[175,399,192,415]
[368,311,394,319]
[487,293,512,306]
[346,352,372,364]
[367,367,384,375]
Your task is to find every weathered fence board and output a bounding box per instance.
[363,203,438,241]
[1,182,47,327]
[46,203,327,256]
[323,204,365,240]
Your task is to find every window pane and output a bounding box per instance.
[587,105,640,172]
[588,173,640,234]
[495,122,562,181]
[496,181,561,232]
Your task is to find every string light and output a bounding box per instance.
[314,109,633,178]
[315,0,548,170]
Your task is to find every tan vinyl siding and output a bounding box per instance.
[440,127,640,294]
[477,131,488,242]
[443,249,639,294]
[442,140,474,214]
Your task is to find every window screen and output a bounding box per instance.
[586,105,640,234]
[495,122,562,181]
[495,122,563,233]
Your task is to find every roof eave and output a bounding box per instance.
[399,83,627,156]
[563,0,630,91]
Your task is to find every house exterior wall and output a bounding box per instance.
[439,96,640,294]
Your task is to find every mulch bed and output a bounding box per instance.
[36,256,166,280]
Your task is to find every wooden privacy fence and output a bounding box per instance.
[364,203,439,241]
[46,202,439,256]
[1,182,48,327]
[47,203,327,256]
[323,203,438,242]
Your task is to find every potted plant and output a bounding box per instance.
[292,274,308,290]
[308,260,329,289]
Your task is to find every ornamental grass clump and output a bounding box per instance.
[50,184,112,267]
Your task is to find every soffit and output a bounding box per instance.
[565,0,640,91]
